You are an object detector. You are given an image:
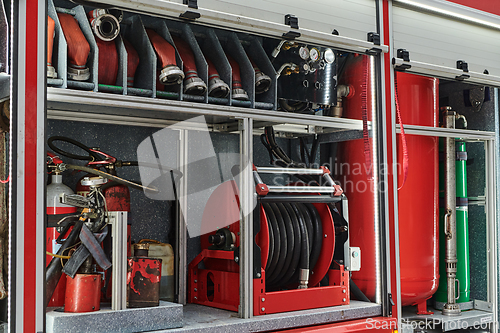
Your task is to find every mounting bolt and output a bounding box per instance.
[235,257,239,263]
[343,298,346,302]
[261,307,265,312]
[194,279,197,283]
[194,288,197,292]
[194,296,197,300]
[324,234,327,238]
[256,273,261,278]
[261,186,265,190]
[262,298,265,302]
[342,289,346,293]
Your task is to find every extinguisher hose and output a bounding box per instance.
[63,164,157,193]
[46,220,84,304]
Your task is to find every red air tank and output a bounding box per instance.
[339,57,439,313]
[337,54,377,300]
[396,72,439,312]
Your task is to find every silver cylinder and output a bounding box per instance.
[442,107,461,316]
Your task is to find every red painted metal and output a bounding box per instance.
[24,2,39,330]
[191,177,340,315]
[396,72,439,309]
[274,317,397,332]
[446,0,500,16]
[253,264,349,315]
[127,257,162,307]
[64,274,101,313]
[338,54,378,301]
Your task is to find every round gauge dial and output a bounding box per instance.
[324,48,335,64]
[309,48,320,62]
[299,46,310,60]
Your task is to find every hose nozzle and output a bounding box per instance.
[88,9,120,41]
[298,268,309,289]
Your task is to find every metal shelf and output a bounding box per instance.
[47,87,365,131]
[402,307,494,332]
[152,301,381,333]
[396,124,495,141]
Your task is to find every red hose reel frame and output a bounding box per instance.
[188,176,349,315]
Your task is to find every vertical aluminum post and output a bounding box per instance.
[176,129,188,305]
[442,107,460,316]
[109,211,128,310]
[239,118,253,318]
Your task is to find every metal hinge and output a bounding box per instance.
[394,49,411,71]
[285,14,299,29]
[456,60,470,81]
[183,0,198,9]
[367,32,380,46]
[283,14,300,39]
[387,293,395,316]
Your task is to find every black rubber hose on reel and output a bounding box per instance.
[262,202,327,289]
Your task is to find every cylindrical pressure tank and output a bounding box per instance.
[337,54,378,300]
[396,72,439,309]
[339,59,440,310]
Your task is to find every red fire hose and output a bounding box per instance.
[57,13,90,81]
[47,16,57,79]
[249,58,271,94]
[123,39,139,88]
[226,55,248,100]
[206,58,229,98]
[145,29,184,85]
[95,38,118,86]
[172,36,207,95]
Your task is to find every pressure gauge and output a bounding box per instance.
[299,46,310,60]
[309,48,320,62]
[324,48,335,64]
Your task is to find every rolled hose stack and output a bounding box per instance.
[57,13,91,81]
[123,39,140,88]
[262,202,322,289]
[172,36,207,95]
[206,58,229,98]
[88,10,119,85]
[146,28,184,86]
[47,16,57,79]
[226,54,249,101]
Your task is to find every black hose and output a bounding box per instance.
[46,220,84,304]
[64,164,157,193]
[263,204,280,278]
[281,203,309,286]
[268,203,294,286]
[275,203,302,285]
[266,215,275,273]
[48,136,101,161]
[304,203,323,270]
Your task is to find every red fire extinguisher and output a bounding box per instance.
[46,152,77,307]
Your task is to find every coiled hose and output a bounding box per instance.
[262,202,322,289]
